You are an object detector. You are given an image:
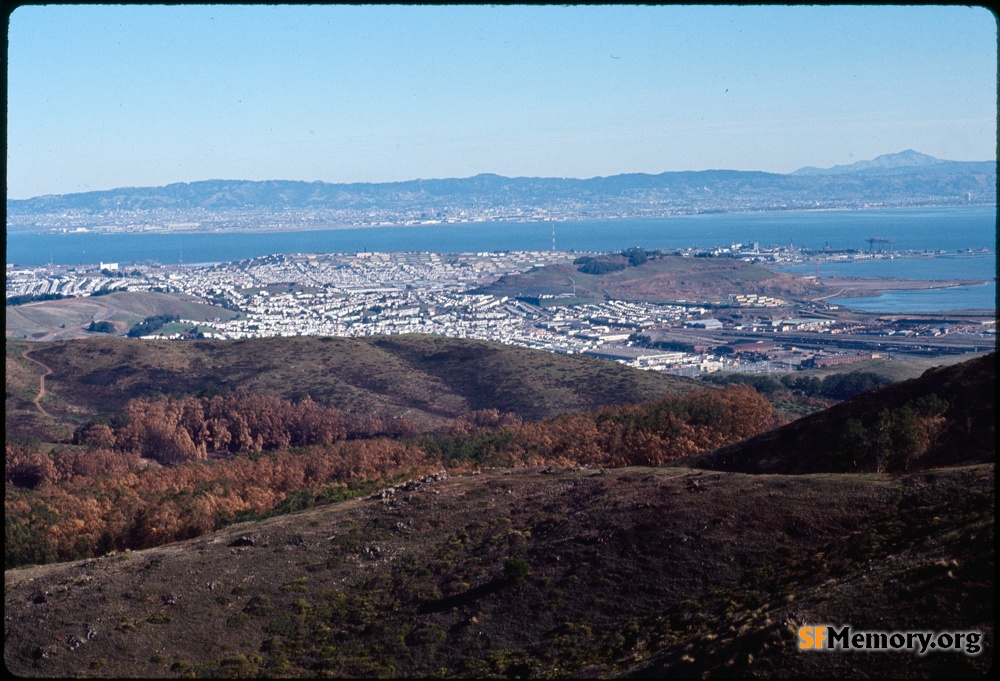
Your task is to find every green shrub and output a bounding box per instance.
[280,576,309,592]
[116,617,144,632]
[226,612,249,628]
[243,595,272,616]
[504,557,530,582]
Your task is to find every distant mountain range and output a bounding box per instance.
[7,151,995,227]
[791,149,994,176]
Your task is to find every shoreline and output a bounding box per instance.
[7,203,997,238]
[819,277,991,300]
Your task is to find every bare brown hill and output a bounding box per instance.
[5,335,700,441]
[477,254,812,303]
[677,352,995,475]
[4,464,992,678]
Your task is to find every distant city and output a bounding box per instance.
[6,150,995,374]
[7,243,994,377]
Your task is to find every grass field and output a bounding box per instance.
[479,255,811,303]
[5,334,702,442]
[5,463,992,678]
[5,291,237,341]
[4,335,992,678]
[793,351,993,383]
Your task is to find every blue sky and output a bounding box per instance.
[6,4,997,199]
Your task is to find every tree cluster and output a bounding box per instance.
[7,385,774,568]
[702,370,893,401]
[621,247,653,266]
[838,395,949,473]
[780,371,893,400]
[628,334,696,353]
[420,385,777,469]
[572,248,657,275]
[87,320,117,333]
[6,438,430,567]
[6,293,70,306]
[75,392,419,464]
[573,256,627,275]
[127,314,180,338]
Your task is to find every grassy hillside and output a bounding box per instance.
[6,335,700,441]
[678,352,995,475]
[5,464,992,678]
[5,291,237,341]
[477,254,811,303]
[5,346,993,678]
[790,351,994,384]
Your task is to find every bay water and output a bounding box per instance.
[6,206,995,312]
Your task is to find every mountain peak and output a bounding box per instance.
[869,149,942,166]
[792,149,947,175]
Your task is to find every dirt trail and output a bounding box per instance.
[21,349,54,418]
[810,287,846,302]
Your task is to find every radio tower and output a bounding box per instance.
[552,223,556,251]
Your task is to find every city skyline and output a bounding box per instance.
[7,5,997,200]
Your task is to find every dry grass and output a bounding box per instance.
[477,255,811,303]
[5,292,237,341]
[5,464,992,678]
[795,351,993,383]
[5,334,700,441]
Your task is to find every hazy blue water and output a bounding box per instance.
[777,253,994,281]
[777,253,995,312]
[833,283,995,313]
[6,206,995,311]
[7,206,995,266]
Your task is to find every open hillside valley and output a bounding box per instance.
[4,329,995,676]
[8,5,997,678]
[5,196,996,680]
[4,205,996,680]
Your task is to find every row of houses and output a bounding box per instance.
[805,351,880,368]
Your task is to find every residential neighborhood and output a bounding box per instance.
[7,250,994,375]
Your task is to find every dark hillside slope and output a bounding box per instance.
[677,353,994,475]
[4,464,992,678]
[368,335,701,419]
[6,335,699,440]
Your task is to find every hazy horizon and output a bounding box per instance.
[7,5,996,200]
[8,148,999,203]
